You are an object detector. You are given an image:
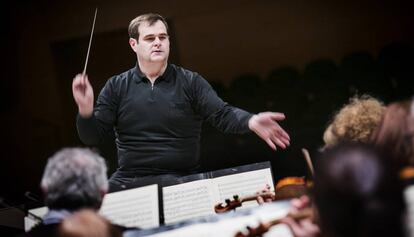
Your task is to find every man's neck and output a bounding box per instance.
[138,60,168,82]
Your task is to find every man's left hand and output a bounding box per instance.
[248,112,290,150]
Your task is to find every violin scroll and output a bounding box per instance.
[214,195,242,213]
[214,192,275,213]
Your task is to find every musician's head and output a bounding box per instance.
[323,95,385,148]
[41,148,108,211]
[314,142,405,237]
[128,13,170,64]
[371,98,414,169]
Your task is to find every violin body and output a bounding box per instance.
[273,176,309,200]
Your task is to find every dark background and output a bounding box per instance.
[1,0,414,209]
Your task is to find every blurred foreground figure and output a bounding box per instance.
[313,143,406,237]
[372,98,414,236]
[23,148,109,237]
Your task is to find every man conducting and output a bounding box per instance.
[72,13,290,188]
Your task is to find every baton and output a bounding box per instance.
[83,8,98,74]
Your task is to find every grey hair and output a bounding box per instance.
[41,148,108,211]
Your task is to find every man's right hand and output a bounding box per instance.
[72,74,94,118]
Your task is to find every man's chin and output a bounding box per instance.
[150,56,167,62]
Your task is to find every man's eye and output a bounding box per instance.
[159,36,167,40]
[145,37,155,41]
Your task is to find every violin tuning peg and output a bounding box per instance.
[233,194,239,200]
[225,198,230,204]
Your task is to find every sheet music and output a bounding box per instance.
[214,169,274,210]
[99,184,159,228]
[163,180,219,224]
[163,167,274,224]
[25,206,49,231]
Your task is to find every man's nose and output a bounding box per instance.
[153,37,161,46]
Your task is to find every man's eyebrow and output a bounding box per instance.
[143,33,168,38]
[143,34,155,38]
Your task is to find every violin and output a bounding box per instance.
[214,191,275,213]
[273,148,314,201]
[214,177,309,213]
[234,207,314,237]
[273,176,309,201]
[400,166,414,180]
[232,148,316,237]
[400,166,414,186]
[214,148,314,213]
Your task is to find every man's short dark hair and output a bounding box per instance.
[128,13,169,40]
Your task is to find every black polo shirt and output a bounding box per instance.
[77,64,253,177]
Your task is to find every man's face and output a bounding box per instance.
[131,20,170,64]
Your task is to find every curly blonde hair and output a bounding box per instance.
[323,95,385,148]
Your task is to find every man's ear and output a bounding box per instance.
[129,38,138,52]
[100,189,107,198]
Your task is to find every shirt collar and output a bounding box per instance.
[133,63,173,84]
[42,209,73,225]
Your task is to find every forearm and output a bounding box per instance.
[206,104,254,134]
[76,114,107,145]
